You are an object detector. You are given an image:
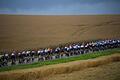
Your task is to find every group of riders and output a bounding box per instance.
[0,39,120,67]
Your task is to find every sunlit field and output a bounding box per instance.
[0,15,120,51]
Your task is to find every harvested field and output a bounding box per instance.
[44,61,120,80]
[0,15,120,51]
[0,53,120,80]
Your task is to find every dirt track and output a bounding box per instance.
[0,15,120,51]
[0,53,120,80]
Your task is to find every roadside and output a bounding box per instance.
[0,53,120,80]
[0,48,120,72]
[44,61,120,80]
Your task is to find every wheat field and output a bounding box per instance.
[44,61,120,80]
[0,15,120,51]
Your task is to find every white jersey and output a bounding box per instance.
[5,54,8,57]
[11,53,15,56]
[26,51,30,54]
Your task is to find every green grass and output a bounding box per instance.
[0,48,120,72]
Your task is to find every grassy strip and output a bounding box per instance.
[0,48,120,72]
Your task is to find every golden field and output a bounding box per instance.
[44,60,120,80]
[0,15,120,51]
